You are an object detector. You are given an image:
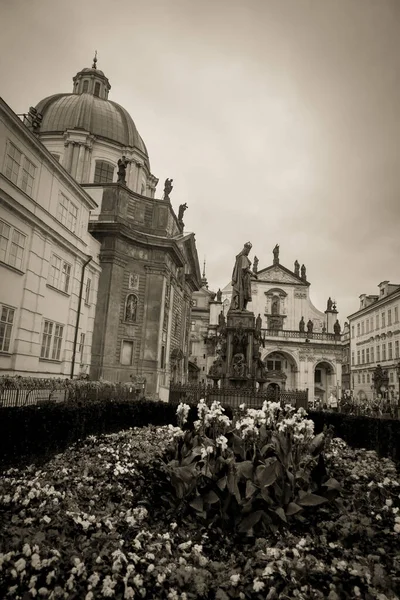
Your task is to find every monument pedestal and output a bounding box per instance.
[225,310,256,389]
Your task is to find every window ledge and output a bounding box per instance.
[0,260,24,275]
[0,351,12,356]
[46,283,70,297]
[39,358,62,364]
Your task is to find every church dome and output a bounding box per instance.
[34,56,150,167]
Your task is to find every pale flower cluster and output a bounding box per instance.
[193,399,230,432]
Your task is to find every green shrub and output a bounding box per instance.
[159,400,340,536]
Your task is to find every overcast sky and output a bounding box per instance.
[1,0,399,322]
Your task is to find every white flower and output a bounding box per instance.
[385,499,393,507]
[85,593,94,600]
[23,543,32,557]
[38,588,49,597]
[31,554,41,570]
[147,563,155,573]
[253,579,265,592]
[176,403,190,425]
[124,587,135,599]
[216,435,228,452]
[15,557,26,572]
[230,573,240,586]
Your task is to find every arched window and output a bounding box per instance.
[125,294,138,322]
[82,80,89,93]
[94,161,114,184]
[94,82,100,97]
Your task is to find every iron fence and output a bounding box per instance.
[169,383,308,410]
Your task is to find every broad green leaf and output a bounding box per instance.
[237,460,254,480]
[256,462,277,488]
[308,433,325,456]
[285,502,303,516]
[245,480,258,499]
[227,471,241,502]
[275,507,287,523]
[204,490,219,504]
[217,476,227,490]
[297,493,328,506]
[189,496,203,512]
[238,510,264,533]
[323,477,341,490]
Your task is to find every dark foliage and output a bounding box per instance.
[0,399,177,470]
[309,410,400,464]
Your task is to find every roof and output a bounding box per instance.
[35,93,150,167]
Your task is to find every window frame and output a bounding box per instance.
[4,141,37,196]
[0,304,16,353]
[40,319,64,361]
[93,160,115,184]
[57,193,79,233]
[120,339,134,366]
[0,218,27,271]
[48,253,72,294]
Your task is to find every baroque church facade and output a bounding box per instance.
[10,56,201,399]
[190,247,343,405]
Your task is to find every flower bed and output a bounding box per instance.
[1,413,400,598]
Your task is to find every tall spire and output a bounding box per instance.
[201,257,208,287]
[92,50,98,69]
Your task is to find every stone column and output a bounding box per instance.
[82,145,92,183]
[75,144,86,183]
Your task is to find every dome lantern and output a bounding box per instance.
[72,53,111,100]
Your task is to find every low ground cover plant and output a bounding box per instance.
[0,402,399,599]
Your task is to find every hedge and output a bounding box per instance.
[309,410,400,464]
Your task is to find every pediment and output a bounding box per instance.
[257,265,306,285]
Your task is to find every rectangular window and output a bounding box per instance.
[388,342,393,360]
[358,373,361,384]
[382,312,385,328]
[5,142,22,185]
[376,314,379,329]
[377,345,380,361]
[390,371,394,383]
[351,351,354,365]
[40,320,64,361]
[366,347,370,363]
[388,309,392,326]
[85,278,91,305]
[361,321,364,335]
[371,346,374,363]
[357,323,360,337]
[367,373,370,383]
[395,340,399,359]
[395,306,399,323]
[314,370,322,384]
[120,340,134,365]
[79,332,85,363]
[361,349,365,364]
[40,320,63,360]
[366,320,369,334]
[362,373,365,384]
[0,305,15,352]
[48,254,72,293]
[21,157,36,196]
[161,345,165,369]
[357,350,360,365]
[382,344,386,361]
[0,219,26,270]
[57,194,78,233]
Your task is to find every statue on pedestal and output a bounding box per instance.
[307,319,314,334]
[253,256,259,274]
[273,244,279,265]
[327,297,333,311]
[229,242,257,311]
[294,260,300,276]
[117,156,131,184]
[163,178,173,200]
[333,319,341,335]
[216,288,222,302]
[218,310,226,332]
[301,264,306,280]
[299,316,305,333]
[178,202,187,221]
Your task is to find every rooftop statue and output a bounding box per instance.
[163,178,173,200]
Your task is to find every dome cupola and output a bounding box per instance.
[72,51,111,100]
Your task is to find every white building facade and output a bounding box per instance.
[0,98,101,378]
[348,281,400,402]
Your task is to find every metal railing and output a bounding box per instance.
[169,383,308,410]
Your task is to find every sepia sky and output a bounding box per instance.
[1,0,400,322]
